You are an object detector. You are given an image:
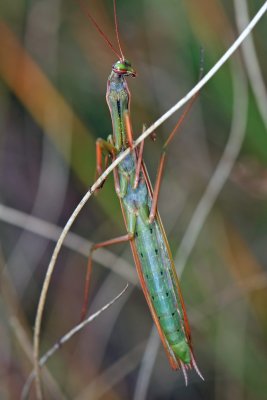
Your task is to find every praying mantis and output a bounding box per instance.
[29,2,267,397]
[79,0,204,384]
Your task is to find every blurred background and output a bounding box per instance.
[1,0,267,399]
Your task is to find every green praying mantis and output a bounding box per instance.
[29,2,267,397]
[79,0,204,384]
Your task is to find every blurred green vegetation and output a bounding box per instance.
[0,0,267,399]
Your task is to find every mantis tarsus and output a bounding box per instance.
[80,0,204,384]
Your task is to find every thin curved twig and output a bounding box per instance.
[9,317,67,400]
[175,64,248,275]
[83,272,135,371]
[21,284,128,399]
[0,255,67,400]
[33,4,267,398]
[234,0,267,131]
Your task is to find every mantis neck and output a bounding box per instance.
[106,71,131,151]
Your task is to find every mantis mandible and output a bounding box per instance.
[79,0,204,384]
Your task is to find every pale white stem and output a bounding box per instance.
[176,61,248,274]
[33,3,267,398]
[234,0,267,131]
[21,284,128,400]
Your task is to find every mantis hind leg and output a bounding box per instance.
[149,94,200,223]
[123,98,200,224]
[80,212,136,321]
[80,233,133,321]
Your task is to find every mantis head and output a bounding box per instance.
[112,59,136,77]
